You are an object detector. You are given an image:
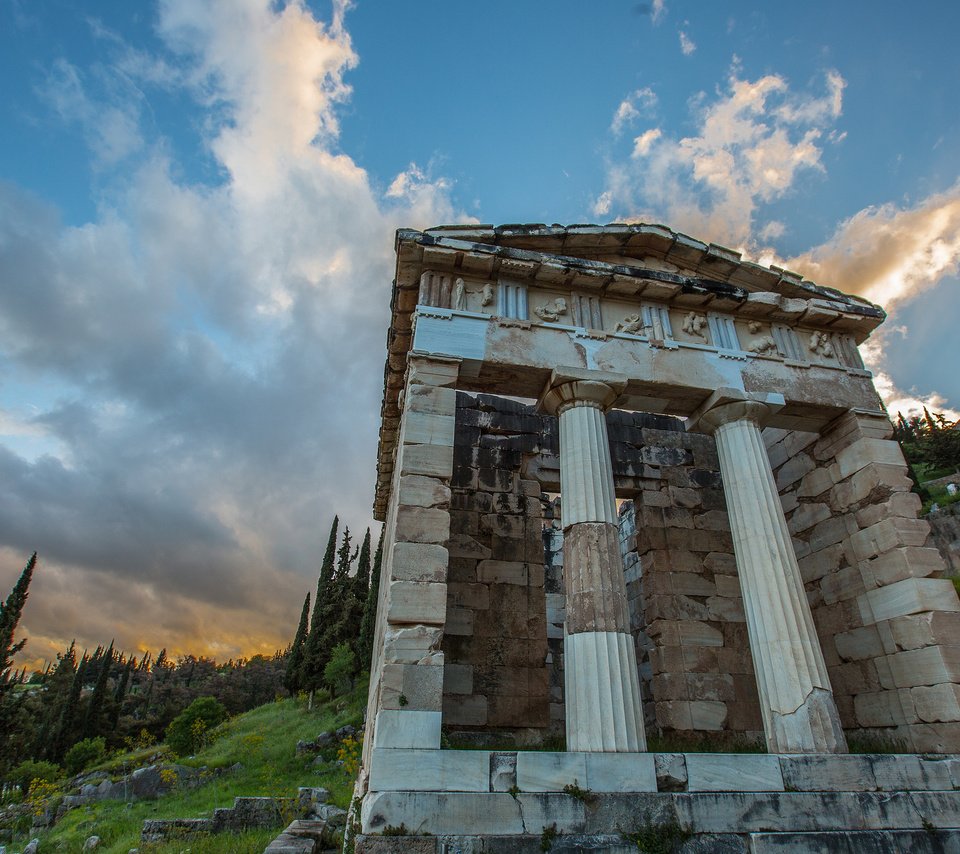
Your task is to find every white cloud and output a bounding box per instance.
[595,67,846,248]
[0,0,464,664]
[631,128,662,158]
[679,30,696,56]
[860,338,959,422]
[611,87,657,135]
[651,0,666,25]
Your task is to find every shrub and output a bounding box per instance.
[324,642,355,697]
[7,759,61,794]
[64,736,106,775]
[166,696,228,756]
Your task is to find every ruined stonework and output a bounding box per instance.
[355,222,960,846]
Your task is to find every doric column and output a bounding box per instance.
[539,369,647,752]
[691,390,847,754]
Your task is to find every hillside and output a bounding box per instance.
[1,680,367,853]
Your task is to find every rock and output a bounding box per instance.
[315,732,336,749]
[82,836,101,851]
[311,803,347,827]
[298,786,332,814]
[335,724,357,740]
[23,840,40,854]
[295,739,316,755]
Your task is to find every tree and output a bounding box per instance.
[300,516,339,695]
[357,528,384,670]
[165,696,227,756]
[83,641,114,739]
[324,642,355,697]
[283,592,310,694]
[0,553,37,775]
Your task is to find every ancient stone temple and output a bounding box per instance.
[353,224,960,851]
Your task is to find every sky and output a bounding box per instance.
[1,0,959,669]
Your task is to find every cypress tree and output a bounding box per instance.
[354,529,371,598]
[0,552,36,775]
[284,593,310,694]
[300,516,339,695]
[53,652,87,761]
[111,654,133,729]
[357,528,385,670]
[83,641,114,738]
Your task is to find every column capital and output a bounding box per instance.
[537,367,628,417]
[686,387,785,435]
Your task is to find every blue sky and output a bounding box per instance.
[1,0,958,665]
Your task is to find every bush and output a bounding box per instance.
[165,696,228,756]
[324,642,355,697]
[7,759,61,794]
[64,736,106,775]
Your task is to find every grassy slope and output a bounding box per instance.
[8,679,367,854]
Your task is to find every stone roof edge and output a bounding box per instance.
[400,223,885,318]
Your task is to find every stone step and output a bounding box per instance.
[361,789,960,837]
[262,819,332,854]
[748,829,960,853]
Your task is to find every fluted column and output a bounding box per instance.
[540,369,646,752]
[692,392,847,754]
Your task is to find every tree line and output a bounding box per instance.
[893,409,960,486]
[0,518,383,784]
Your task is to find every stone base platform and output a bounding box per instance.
[357,750,960,852]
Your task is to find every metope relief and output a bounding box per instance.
[533,297,569,323]
[746,321,780,356]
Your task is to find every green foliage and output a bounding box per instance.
[166,697,227,756]
[5,683,369,853]
[357,528,384,670]
[646,732,765,753]
[324,642,355,696]
[382,823,410,836]
[896,409,960,477]
[284,592,311,695]
[8,758,61,794]
[540,822,559,851]
[622,817,693,853]
[562,781,596,804]
[0,553,36,777]
[64,736,106,775]
[845,732,909,754]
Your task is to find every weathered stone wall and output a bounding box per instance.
[928,504,960,575]
[441,393,551,743]
[618,419,763,745]
[767,410,960,751]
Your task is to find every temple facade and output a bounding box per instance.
[353,224,960,846]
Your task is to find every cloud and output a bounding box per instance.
[594,67,846,247]
[679,30,696,56]
[0,0,463,666]
[783,183,960,309]
[632,128,662,158]
[611,87,657,135]
[652,0,666,25]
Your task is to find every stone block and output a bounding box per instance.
[381,662,444,711]
[397,475,452,509]
[888,611,960,651]
[862,547,946,587]
[361,792,524,836]
[654,753,688,791]
[442,694,487,726]
[788,502,832,535]
[372,710,441,749]
[382,624,443,664]
[687,701,727,730]
[407,357,460,388]
[854,491,923,529]
[798,543,844,584]
[444,606,473,636]
[584,753,657,792]
[391,543,449,583]
[820,565,868,605]
[859,577,960,623]
[678,621,723,647]
[912,683,960,723]
[775,454,816,491]
[516,751,587,792]
[850,517,931,562]
[447,582,490,610]
[443,663,473,695]
[402,410,455,447]
[476,560,527,585]
[369,749,489,793]
[395,506,451,545]
[685,754,784,792]
[834,437,905,480]
[406,384,457,415]
[886,645,960,688]
[833,462,912,509]
[387,581,447,626]
[835,625,884,662]
[490,752,518,793]
[400,443,454,478]
[807,515,857,553]
[778,755,877,792]
[796,467,835,498]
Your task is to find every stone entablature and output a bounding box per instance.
[375,225,883,520]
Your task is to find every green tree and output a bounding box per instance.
[83,641,114,739]
[300,516,339,696]
[357,528,384,670]
[64,736,105,775]
[0,553,37,776]
[165,696,227,756]
[324,642,355,696]
[283,592,310,694]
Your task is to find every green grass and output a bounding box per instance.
[5,679,368,854]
